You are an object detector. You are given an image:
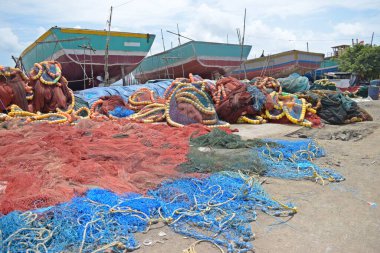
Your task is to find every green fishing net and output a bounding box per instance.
[180,129,280,175]
[190,128,277,149]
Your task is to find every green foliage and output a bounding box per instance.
[338,44,380,80]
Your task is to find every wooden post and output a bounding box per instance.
[121,66,126,86]
[104,6,113,86]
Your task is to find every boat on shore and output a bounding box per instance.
[134,41,252,83]
[19,27,156,90]
[231,50,324,79]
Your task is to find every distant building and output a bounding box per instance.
[330,45,350,58]
[313,45,350,79]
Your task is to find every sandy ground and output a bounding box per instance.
[134,100,380,253]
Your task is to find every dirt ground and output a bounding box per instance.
[134,100,380,253]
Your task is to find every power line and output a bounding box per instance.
[114,0,136,8]
[245,34,380,42]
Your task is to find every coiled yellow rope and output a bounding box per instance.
[165,83,229,128]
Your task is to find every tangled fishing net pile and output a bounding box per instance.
[0,61,86,125]
[0,64,356,252]
[1,172,298,253]
[0,121,213,214]
[1,67,372,127]
[181,129,344,183]
[0,130,345,252]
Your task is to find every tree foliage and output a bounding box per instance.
[338,44,380,80]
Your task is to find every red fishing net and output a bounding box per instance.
[0,120,214,214]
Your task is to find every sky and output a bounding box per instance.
[1,0,380,66]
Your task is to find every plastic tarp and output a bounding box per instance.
[74,80,173,106]
[278,73,310,93]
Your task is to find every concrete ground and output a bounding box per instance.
[135,100,380,253]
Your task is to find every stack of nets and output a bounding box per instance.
[181,128,277,175]
[317,91,372,124]
[299,90,372,124]
[250,76,282,93]
[310,79,337,91]
[0,172,296,253]
[210,76,319,127]
[277,73,310,93]
[166,82,229,128]
[127,88,166,123]
[0,66,30,112]
[128,87,164,111]
[28,61,73,114]
[263,92,318,127]
[89,95,134,121]
[213,77,258,124]
[0,62,90,125]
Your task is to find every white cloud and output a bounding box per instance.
[334,22,367,36]
[36,26,47,36]
[0,0,380,65]
[111,27,121,32]
[0,27,24,53]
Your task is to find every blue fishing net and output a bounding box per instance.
[255,139,345,182]
[182,130,344,183]
[0,172,295,253]
[246,85,267,111]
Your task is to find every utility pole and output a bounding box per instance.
[104,6,113,86]
[306,42,309,52]
[371,32,374,46]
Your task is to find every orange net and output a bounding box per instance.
[0,120,212,214]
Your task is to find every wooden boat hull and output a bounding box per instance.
[134,41,252,82]
[231,50,324,79]
[20,27,155,90]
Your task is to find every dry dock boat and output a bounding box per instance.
[19,27,155,90]
[231,50,324,79]
[134,41,252,83]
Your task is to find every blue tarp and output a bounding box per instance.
[74,80,172,106]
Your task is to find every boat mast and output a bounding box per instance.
[104,6,113,87]
[239,8,247,80]
[161,29,170,79]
